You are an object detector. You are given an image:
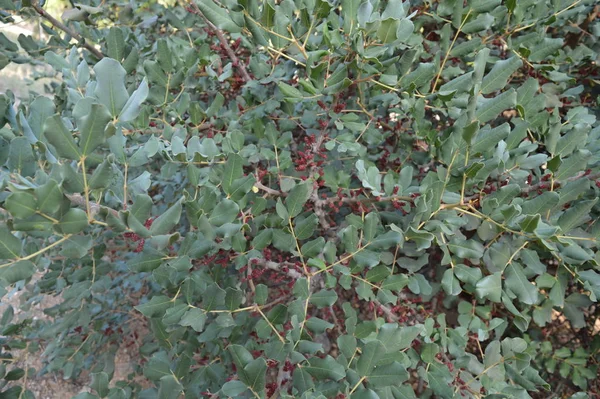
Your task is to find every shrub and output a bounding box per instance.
[1,0,600,398]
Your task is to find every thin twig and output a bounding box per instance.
[188,1,252,82]
[254,180,284,197]
[31,2,104,59]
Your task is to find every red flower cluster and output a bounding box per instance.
[294,134,327,172]
[123,217,154,252]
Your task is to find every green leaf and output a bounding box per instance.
[310,289,338,308]
[208,199,239,226]
[293,368,315,393]
[0,260,35,284]
[93,58,129,117]
[255,284,268,305]
[520,192,559,215]
[505,263,538,305]
[79,103,112,156]
[35,180,63,214]
[222,380,248,396]
[195,0,242,33]
[119,78,149,122]
[278,82,303,98]
[427,362,453,398]
[476,89,517,123]
[529,38,563,62]
[252,228,273,250]
[301,237,325,257]
[44,115,81,159]
[222,154,243,195]
[58,209,89,234]
[357,340,385,376]
[135,295,173,318]
[0,228,22,260]
[106,27,125,61]
[447,238,484,259]
[454,264,482,285]
[150,200,182,235]
[285,182,311,218]
[402,63,435,89]
[179,308,207,332]
[475,272,502,302]
[157,375,183,399]
[60,235,93,258]
[481,56,522,94]
[558,199,598,233]
[381,274,409,291]
[241,358,267,393]
[462,120,479,145]
[91,372,110,398]
[304,355,345,381]
[370,230,404,249]
[4,192,37,219]
[405,227,433,250]
[555,150,591,180]
[377,324,421,351]
[368,361,409,387]
[295,214,317,240]
[363,212,380,242]
[229,344,254,369]
[519,214,540,233]
[442,269,461,296]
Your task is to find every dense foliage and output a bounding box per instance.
[1,0,600,398]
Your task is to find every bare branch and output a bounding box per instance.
[66,194,118,217]
[31,3,104,60]
[188,1,252,82]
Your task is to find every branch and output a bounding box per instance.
[374,300,399,323]
[31,3,104,60]
[66,194,118,217]
[315,194,413,208]
[254,180,284,197]
[188,1,252,82]
[310,132,331,230]
[258,259,303,279]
